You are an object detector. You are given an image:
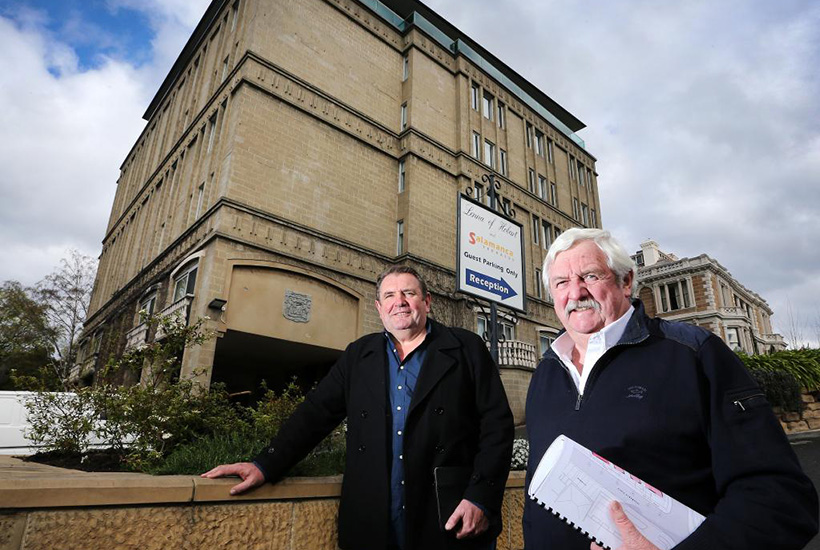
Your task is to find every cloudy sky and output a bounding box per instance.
[1,0,819,346]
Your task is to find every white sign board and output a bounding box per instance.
[457,194,525,312]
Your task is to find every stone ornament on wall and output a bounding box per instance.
[283,290,312,323]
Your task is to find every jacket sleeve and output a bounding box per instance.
[252,342,351,483]
[676,335,818,549]
[460,331,515,516]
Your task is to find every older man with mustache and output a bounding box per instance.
[523,228,817,550]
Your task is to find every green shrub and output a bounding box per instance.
[747,367,803,413]
[740,349,820,392]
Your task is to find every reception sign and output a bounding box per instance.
[457,194,525,312]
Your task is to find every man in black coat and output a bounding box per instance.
[203,265,514,550]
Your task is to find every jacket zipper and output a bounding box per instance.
[733,393,764,411]
[566,332,651,412]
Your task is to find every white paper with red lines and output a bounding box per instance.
[528,435,705,550]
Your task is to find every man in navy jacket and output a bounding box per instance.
[524,228,817,549]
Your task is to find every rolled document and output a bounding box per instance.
[528,434,705,550]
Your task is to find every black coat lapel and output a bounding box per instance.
[359,335,388,413]
[408,321,459,417]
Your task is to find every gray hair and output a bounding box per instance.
[375,265,429,301]
[542,228,637,297]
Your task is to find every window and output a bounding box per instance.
[568,155,576,180]
[538,175,547,200]
[398,159,406,193]
[397,220,405,254]
[206,113,217,153]
[474,182,486,204]
[526,122,533,148]
[578,162,586,187]
[400,103,407,130]
[499,149,508,176]
[472,132,481,159]
[536,130,545,156]
[591,208,598,227]
[549,182,558,206]
[581,203,589,226]
[477,315,515,341]
[482,91,494,121]
[547,138,554,164]
[542,221,552,249]
[195,182,205,218]
[231,1,239,31]
[497,101,505,128]
[539,331,557,356]
[139,293,157,317]
[532,215,540,244]
[658,280,692,312]
[528,169,535,193]
[402,54,409,81]
[573,198,580,220]
[535,268,543,298]
[484,139,495,168]
[173,264,198,302]
[725,328,741,351]
[221,55,230,81]
[501,197,512,217]
[471,82,479,110]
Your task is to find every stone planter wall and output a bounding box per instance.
[0,460,526,550]
[776,390,820,434]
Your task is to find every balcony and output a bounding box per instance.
[719,306,750,319]
[124,323,149,351]
[491,340,538,370]
[155,295,193,340]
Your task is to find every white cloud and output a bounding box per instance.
[426,0,820,345]
[0,1,209,286]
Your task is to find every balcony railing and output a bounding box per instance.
[124,323,149,351]
[155,295,193,340]
[490,340,538,370]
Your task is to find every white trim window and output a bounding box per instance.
[484,139,495,168]
[397,220,405,254]
[471,82,479,110]
[657,279,692,312]
[472,132,481,160]
[398,159,406,193]
[482,91,494,121]
[172,264,198,303]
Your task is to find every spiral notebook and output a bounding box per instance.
[528,435,705,550]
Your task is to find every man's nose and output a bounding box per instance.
[567,278,588,300]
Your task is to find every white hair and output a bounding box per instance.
[541,228,637,298]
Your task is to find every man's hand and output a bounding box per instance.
[445,499,489,539]
[591,501,660,550]
[200,462,265,495]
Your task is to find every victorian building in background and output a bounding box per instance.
[76,0,601,424]
[633,240,785,354]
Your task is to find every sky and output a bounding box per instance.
[1,0,818,346]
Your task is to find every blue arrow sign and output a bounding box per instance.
[465,269,518,301]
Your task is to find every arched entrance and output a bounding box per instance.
[211,262,364,401]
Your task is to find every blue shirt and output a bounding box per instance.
[385,323,430,550]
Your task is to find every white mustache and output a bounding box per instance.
[565,299,601,316]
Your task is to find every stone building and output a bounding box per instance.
[633,240,785,355]
[75,0,601,424]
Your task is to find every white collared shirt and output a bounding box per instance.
[552,305,635,395]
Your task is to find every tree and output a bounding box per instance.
[35,250,97,383]
[0,281,53,389]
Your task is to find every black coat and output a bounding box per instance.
[254,319,514,550]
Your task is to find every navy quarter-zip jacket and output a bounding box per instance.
[524,300,818,550]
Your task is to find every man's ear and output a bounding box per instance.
[622,270,634,297]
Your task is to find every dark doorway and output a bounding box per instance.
[211,330,341,405]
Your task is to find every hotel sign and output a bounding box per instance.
[456,194,526,312]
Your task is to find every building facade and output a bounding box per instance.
[77,0,601,424]
[634,240,785,355]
